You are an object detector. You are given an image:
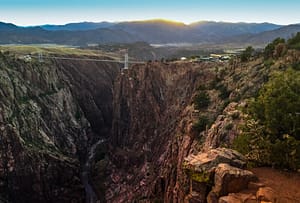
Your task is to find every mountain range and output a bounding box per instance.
[0,19,299,46]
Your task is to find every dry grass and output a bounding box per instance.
[0,44,121,59]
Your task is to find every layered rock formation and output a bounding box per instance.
[100,53,280,202]
[1,48,297,203]
[0,52,119,202]
[105,62,226,202]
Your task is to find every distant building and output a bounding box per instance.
[180,57,187,61]
[19,55,32,62]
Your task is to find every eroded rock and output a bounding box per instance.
[213,163,257,196]
[184,148,246,173]
[256,187,278,202]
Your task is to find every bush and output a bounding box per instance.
[264,38,285,59]
[288,32,300,50]
[216,84,231,99]
[225,123,234,131]
[193,115,210,132]
[250,68,300,139]
[241,46,254,62]
[232,133,252,156]
[270,135,300,170]
[194,91,210,109]
[230,111,240,120]
[233,68,300,170]
[291,62,300,71]
[263,58,274,68]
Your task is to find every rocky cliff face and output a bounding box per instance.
[2,48,296,202]
[105,54,280,202]
[0,52,119,202]
[105,62,218,202]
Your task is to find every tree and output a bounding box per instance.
[234,68,300,169]
[194,91,210,109]
[264,37,285,59]
[250,68,300,139]
[240,46,254,62]
[288,32,300,50]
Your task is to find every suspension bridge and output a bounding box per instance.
[31,52,145,69]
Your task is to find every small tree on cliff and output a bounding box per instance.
[194,91,210,109]
[264,37,285,59]
[240,46,254,62]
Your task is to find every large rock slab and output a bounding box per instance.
[184,148,246,173]
[184,148,252,203]
[213,163,257,196]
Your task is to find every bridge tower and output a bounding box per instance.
[38,52,43,62]
[124,53,129,69]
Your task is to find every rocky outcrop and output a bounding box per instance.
[209,163,257,199]
[0,52,119,202]
[203,102,246,150]
[184,148,246,172]
[183,148,290,203]
[184,148,256,203]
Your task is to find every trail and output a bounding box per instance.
[81,139,105,203]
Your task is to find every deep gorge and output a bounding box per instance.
[1,49,299,202]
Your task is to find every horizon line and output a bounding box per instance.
[2,18,298,27]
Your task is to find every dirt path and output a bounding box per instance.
[251,167,300,202]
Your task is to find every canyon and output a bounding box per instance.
[0,48,299,203]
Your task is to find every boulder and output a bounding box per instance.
[185,191,206,203]
[256,187,278,202]
[212,163,257,197]
[218,193,257,203]
[184,148,255,203]
[218,195,242,203]
[184,148,246,173]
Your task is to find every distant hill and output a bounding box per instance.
[0,20,299,46]
[40,22,115,31]
[190,21,281,34]
[111,20,189,43]
[0,26,136,45]
[189,21,282,42]
[110,20,282,43]
[232,24,300,45]
[0,22,19,31]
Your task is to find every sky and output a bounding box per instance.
[1,0,300,26]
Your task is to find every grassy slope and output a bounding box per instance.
[0,45,121,60]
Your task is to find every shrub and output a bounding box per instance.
[263,58,274,68]
[288,32,300,50]
[197,85,207,91]
[232,133,252,156]
[270,135,300,170]
[230,111,240,120]
[194,91,210,109]
[216,84,231,99]
[225,123,234,131]
[233,68,300,170]
[193,115,209,132]
[240,46,254,62]
[250,68,300,139]
[264,37,285,59]
[291,62,300,71]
